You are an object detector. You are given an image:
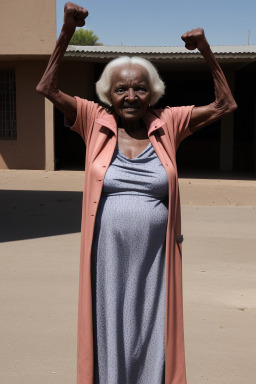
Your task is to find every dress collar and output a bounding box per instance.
[95,108,165,137]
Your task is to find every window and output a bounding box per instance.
[0,69,17,139]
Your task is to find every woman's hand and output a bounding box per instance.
[63,2,89,32]
[181,28,209,52]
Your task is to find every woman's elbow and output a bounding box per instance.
[36,82,48,96]
[224,100,238,115]
[214,99,238,118]
[230,101,238,113]
[36,81,56,98]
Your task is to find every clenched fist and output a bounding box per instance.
[63,2,88,31]
[181,28,210,52]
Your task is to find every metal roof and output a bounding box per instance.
[67,45,256,54]
[65,44,256,61]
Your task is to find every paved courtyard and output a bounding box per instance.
[0,170,256,384]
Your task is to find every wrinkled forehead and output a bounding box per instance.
[110,63,150,85]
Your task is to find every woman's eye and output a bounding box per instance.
[115,88,125,94]
[137,87,147,92]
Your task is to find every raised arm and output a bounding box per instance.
[36,2,88,124]
[181,28,237,133]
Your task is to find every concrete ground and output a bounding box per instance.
[0,169,256,384]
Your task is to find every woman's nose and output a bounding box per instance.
[126,88,136,101]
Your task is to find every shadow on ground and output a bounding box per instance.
[0,190,83,243]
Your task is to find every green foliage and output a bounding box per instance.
[69,29,102,46]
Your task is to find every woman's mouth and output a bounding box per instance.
[123,106,140,111]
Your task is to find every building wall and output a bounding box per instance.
[0,0,56,55]
[234,63,256,174]
[59,61,95,99]
[54,61,95,170]
[0,0,56,170]
[0,59,96,170]
[0,60,50,169]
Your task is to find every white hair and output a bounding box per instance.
[95,56,165,106]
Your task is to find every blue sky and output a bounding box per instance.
[56,0,256,46]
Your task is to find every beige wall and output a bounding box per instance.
[0,0,56,55]
[0,60,96,170]
[0,0,56,170]
[0,60,52,169]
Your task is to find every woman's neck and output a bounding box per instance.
[118,118,147,138]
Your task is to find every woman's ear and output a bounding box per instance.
[107,96,112,108]
[107,91,112,106]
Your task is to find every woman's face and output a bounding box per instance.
[109,64,151,123]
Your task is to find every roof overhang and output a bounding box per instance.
[65,45,256,66]
[0,54,51,61]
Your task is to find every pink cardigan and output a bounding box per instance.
[70,96,194,384]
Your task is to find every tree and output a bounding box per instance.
[68,29,102,46]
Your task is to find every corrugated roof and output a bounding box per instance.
[66,45,256,54]
[64,45,256,62]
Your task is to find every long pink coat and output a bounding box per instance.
[71,96,194,384]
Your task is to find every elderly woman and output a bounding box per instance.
[36,2,237,384]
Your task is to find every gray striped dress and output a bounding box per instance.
[91,140,169,384]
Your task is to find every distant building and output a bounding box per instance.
[0,0,56,170]
[1,0,256,176]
